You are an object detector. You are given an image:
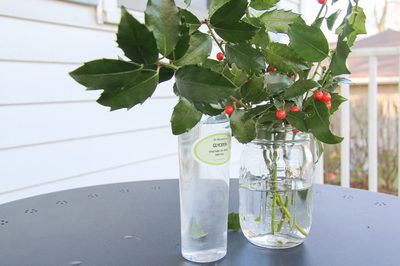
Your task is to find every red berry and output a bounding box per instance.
[314,90,324,100]
[225,105,234,115]
[216,52,224,61]
[318,0,327,4]
[267,66,277,73]
[276,109,286,120]
[290,74,295,81]
[243,79,248,85]
[290,106,300,112]
[326,101,332,110]
[322,92,331,103]
[292,129,300,134]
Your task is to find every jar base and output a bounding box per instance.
[182,248,226,263]
[246,233,304,249]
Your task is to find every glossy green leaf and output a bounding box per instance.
[209,0,230,18]
[166,26,190,60]
[264,42,308,74]
[241,76,265,103]
[259,9,303,33]
[97,69,158,110]
[213,21,258,43]
[231,64,248,86]
[225,43,266,73]
[330,92,347,113]
[179,8,201,34]
[327,10,341,31]
[210,0,247,26]
[230,109,256,144]
[284,80,320,99]
[117,7,158,65]
[174,32,212,66]
[171,98,202,135]
[145,0,181,56]
[286,111,307,132]
[244,103,273,120]
[202,59,235,80]
[193,102,223,116]
[265,73,293,95]
[330,38,351,75]
[250,0,279,10]
[175,65,237,103]
[288,23,329,62]
[305,99,343,144]
[69,59,141,89]
[159,66,175,83]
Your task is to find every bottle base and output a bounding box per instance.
[182,248,226,263]
[246,233,304,249]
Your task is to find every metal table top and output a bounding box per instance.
[0,179,399,266]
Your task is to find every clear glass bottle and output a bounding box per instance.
[178,114,231,263]
[239,126,315,249]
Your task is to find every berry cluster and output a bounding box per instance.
[314,90,332,109]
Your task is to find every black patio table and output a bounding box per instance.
[0,179,399,266]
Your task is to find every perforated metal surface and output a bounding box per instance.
[0,180,399,266]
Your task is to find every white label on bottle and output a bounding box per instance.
[192,132,231,166]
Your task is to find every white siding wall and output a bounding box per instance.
[0,0,243,204]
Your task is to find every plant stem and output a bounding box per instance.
[229,96,251,110]
[295,224,308,237]
[204,20,225,54]
[158,61,179,71]
[271,147,278,235]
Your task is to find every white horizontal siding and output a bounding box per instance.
[0,0,242,204]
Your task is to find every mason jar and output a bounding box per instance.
[239,126,315,249]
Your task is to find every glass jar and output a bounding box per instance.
[178,114,231,263]
[239,126,315,249]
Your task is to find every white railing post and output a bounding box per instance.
[315,155,324,184]
[340,78,351,188]
[368,56,378,192]
[398,56,400,196]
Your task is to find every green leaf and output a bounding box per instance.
[250,0,279,10]
[230,109,256,144]
[244,103,273,120]
[174,32,212,66]
[159,66,175,83]
[241,76,265,103]
[179,8,201,34]
[213,21,259,43]
[175,65,237,103]
[69,59,141,89]
[97,69,158,110]
[193,102,223,116]
[225,43,266,73]
[166,26,190,60]
[330,92,347,113]
[244,17,270,48]
[288,23,329,62]
[171,98,202,135]
[228,212,241,231]
[327,10,341,31]
[305,99,343,144]
[264,42,308,74]
[202,59,235,80]
[284,80,320,99]
[231,64,248,86]
[188,217,208,239]
[265,73,293,95]
[210,0,247,26]
[330,38,351,75]
[259,9,303,33]
[286,111,307,132]
[117,7,158,65]
[209,0,230,18]
[336,6,366,46]
[145,0,181,56]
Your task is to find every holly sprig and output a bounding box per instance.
[70,0,366,145]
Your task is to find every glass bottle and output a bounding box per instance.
[178,114,231,263]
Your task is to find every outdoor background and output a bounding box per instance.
[0,0,399,203]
